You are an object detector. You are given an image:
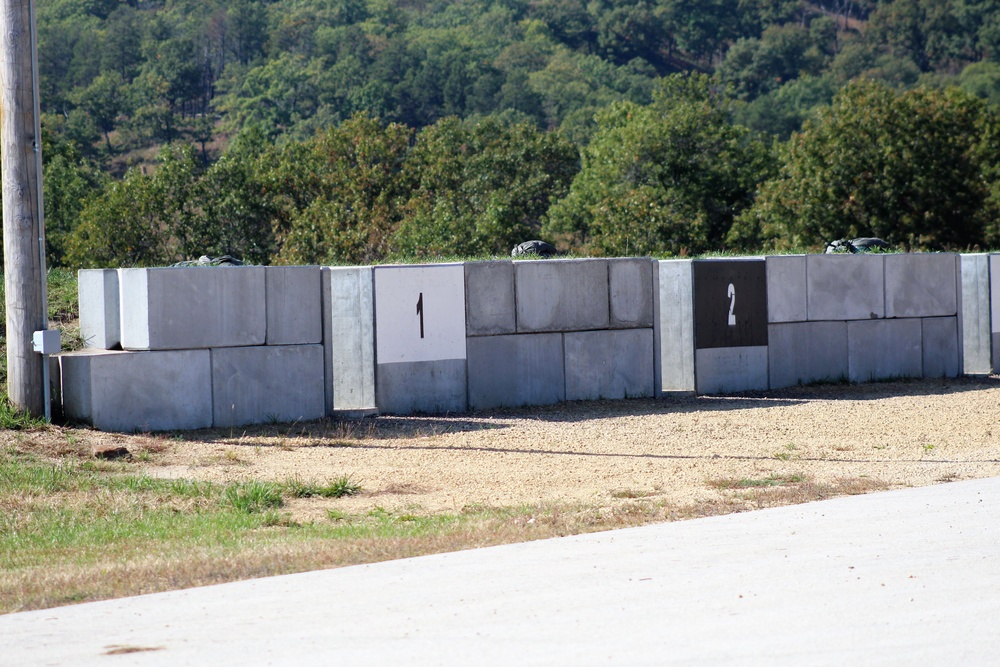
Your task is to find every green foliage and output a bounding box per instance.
[392,115,578,259]
[737,79,997,251]
[225,480,284,513]
[546,73,775,256]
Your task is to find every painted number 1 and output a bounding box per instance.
[416,292,425,338]
[727,283,736,326]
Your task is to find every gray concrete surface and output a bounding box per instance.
[265,266,322,345]
[464,261,516,336]
[60,349,212,432]
[695,345,769,394]
[847,318,923,382]
[322,266,376,414]
[766,255,807,323]
[3,477,998,666]
[768,321,848,388]
[515,259,610,332]
[884,253,958,318]
[375,359,468,415]
[467,332,564,409]
[608,258,654,329]
[960,253,992,374]
[921,316,960,378]
[657,259,695,393]
[807,254,885,321]
[563,328,654,401]
[211,345,325,427]
[119,267,266,350]
[77,268,120,349]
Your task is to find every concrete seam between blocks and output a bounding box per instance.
[370,268,379,409]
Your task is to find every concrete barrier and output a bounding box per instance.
[608,258,654,329]
[78,269,120,349]
[564,329,654,401]
[768,321,848,388]
[266,266,322,345]
[322,266,376,415]
[807,254,884,321]
[847,318,923,382]
[119,267,266,350]
[921,317,960,378]
[695,347,769,394]
[515,259,610,332]
[959,253,992,374]
[212,345,325,427]
[766,255,807,324]
[884,254,958,318]
[465,261,516,336]
[657,260,695,393]
[991,255,1000,374]
[467,333,564,410]
[60,349,212,432]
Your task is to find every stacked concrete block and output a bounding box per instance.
[884,254,957,318]
[212,345,325,427]
[847,319,923,382]
[657,259,695,394]
[323,266,376,415]
[374,264,468,414]
[768,321,848,389]
[692,258,769,394]
[78,269,120,349]
[119,266,266,350]
[922,317,960,378]
[465,261,516,335]
[266,266,322,345]
[467,333,564,409]
[61,349,212,432]
[992,255,1000,374]
[765,255,807,324]
[807,254,885,321]
[515,259,610,332]
[960,254,992,374]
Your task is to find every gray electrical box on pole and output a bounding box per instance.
[1,0,48,418]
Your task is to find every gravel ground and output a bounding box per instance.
[138,376,1000,521]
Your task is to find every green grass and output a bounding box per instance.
[282,475,361,499]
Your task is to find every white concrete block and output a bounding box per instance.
[847,319,922,382]
[465,261,516,336]
[884,254,958,318]
[657,260,695,393]
[695,346,769,394]
[922,317,960,378]
[323,267,376,414]
[78,269,120,349]
[515,259,610,332]
[564,329,654,400]
[60,349,212,432]
[467,333,564,410]
[266,266,322,345]
[119,267,266,350]
[212,345,325,427]
[609,259,654,329]
[768,321,848,389]
[807,254,885,321]
[374,264,467,364]
[960,254,992,374]
[766,255,807,323]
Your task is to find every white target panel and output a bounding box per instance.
[374,264,467,364]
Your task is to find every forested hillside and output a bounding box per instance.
[36,0,1000,266]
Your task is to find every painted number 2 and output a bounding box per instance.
[727,283,736,326]
[416,292,425,338]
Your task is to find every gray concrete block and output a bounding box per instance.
[884,254,958,318]
[212,345,325,427]
[78,269,120,349]
[992,255,1000,374]
[959,254,992,374]
[465,261,516,336]
[657,260,695,393]
[515,259,609,332]
[323,267,376,414]
[806,254,885,321]
[768,321,848,389]
[922,317,960,378]
[609,258,654,329]
[119,267,266,350]
[564,329,654,401]
[266,266,322,345]
[695,346,769,394]
[847,319,922,382]
[60,349,212,432]
[467,333,564,410]
[766,255,807,323]
[376,359,467,415]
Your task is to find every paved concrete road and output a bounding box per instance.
[3,477,998,666]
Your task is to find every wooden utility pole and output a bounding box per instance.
[1,0,47,417]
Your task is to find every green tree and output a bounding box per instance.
[737,80,995,251]
[545,74,775,256]
[393,115,579,258]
